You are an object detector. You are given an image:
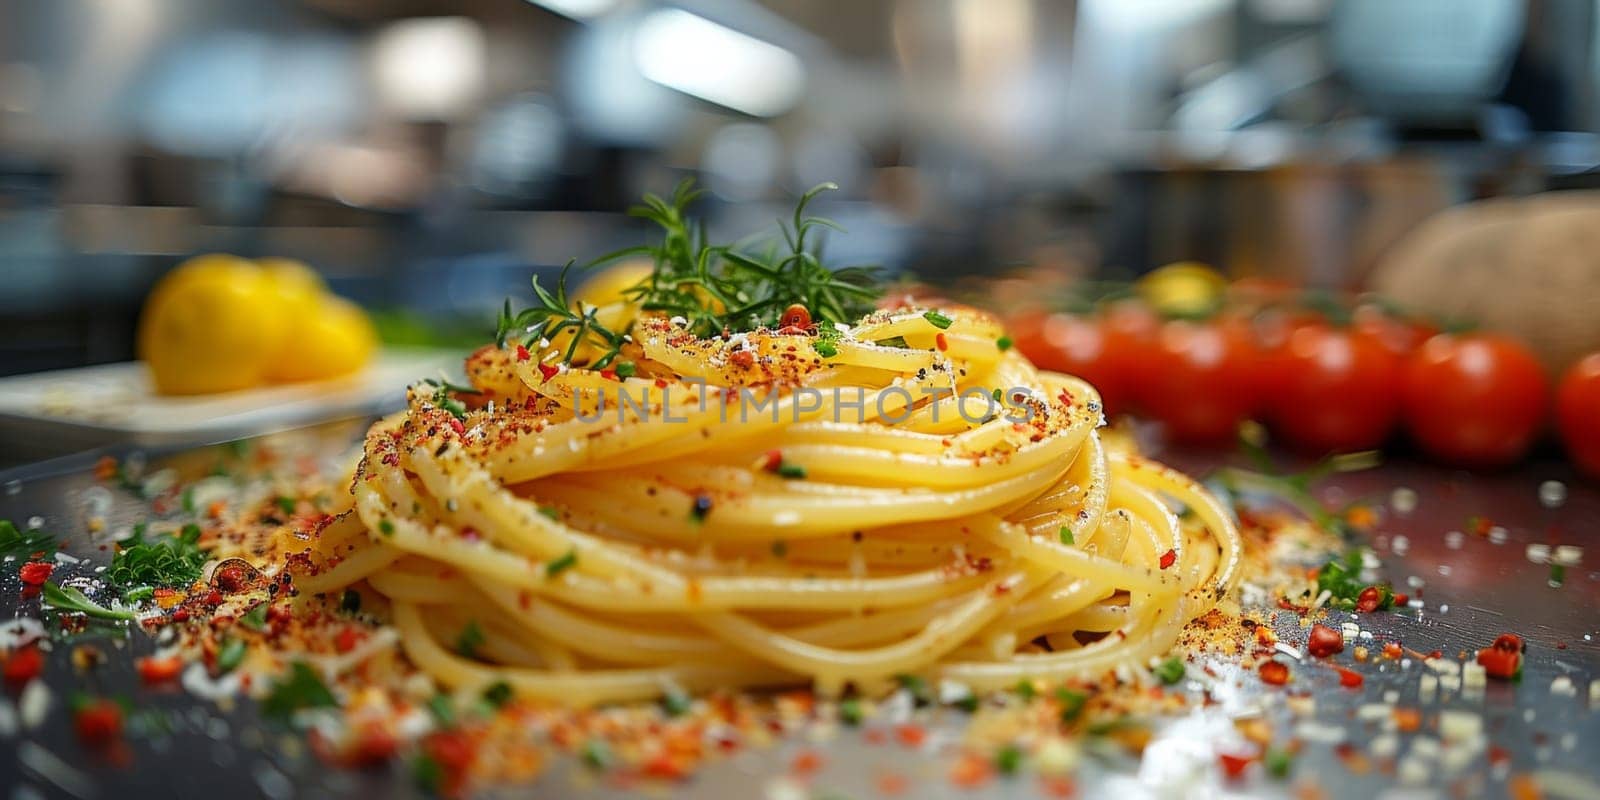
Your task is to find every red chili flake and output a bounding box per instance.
[1255,626,1277,647]
[348,722,398,767]
[600,368,618,381]
[641,753,690,781]
[448,418,466,436]
[1218,752,1253,780]
[876,772,910,796]
[1158,549,1177,570]
[1336,666,1364,688]
[948,753,992,788]
[730,350,755,369]
[213,564,250,593]
[761,450,784,472]
[202,590,222,606]
[3,645,44,685]
[1355,586,1383,613]
[780,304,812,330]
[1382,642,1403,660]
[1258,660,1290,685]
[18,561,53,586]
[171,608,190,623]
[73,698,124,746]
[537,363,560,382]
[790,750,824,775]
[1039,776,1076,798]
[1307,623,1343,658]
[935,333,949,352]
[894,723,927,748]
[1393,707,1421,732]
[136,656,184,684]
[1057,389,1074,406]
[515,344,531,362]
[1476,632,1525,680]
[335,628,363,654]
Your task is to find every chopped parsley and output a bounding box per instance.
[1264,746,1293,778]
[838,698,864,726]
[613,361,637,379]
[262,662,338,720]
[1314,550,1394,611]
[427,694,456,728]
[895,673,932,706]
[1055,688,1087,723]
[240,604,269,631]
[455,621,486,658]
[996,335,1013,352]
[922,310,954,330]
[813,338,838,358]
[275,496,297,516]
[661,688,692,717]
[580,739,613,769]
[537,506,560,521]
[1059,526,1074,545]
[776,462,807,480]
[123,586,155,604]
[216,638,248,674]
[421,376,480,421]
[378,519,396,537]
[545,549,578,578]
[995,744,1023,775]
[107,523,208,590]
[1153,656,1185,685]
[482,681,514,708]
[873,336,910,349]
[1015,679,1036,702]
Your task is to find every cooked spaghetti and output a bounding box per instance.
[288,304,1242,707]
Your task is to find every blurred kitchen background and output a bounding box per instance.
[3,0,1599,377]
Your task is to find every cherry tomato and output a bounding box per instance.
[1010,302,1158,417]
[1265,324,1402,453]
[1400,333,1548,467]
[1556,353,1600,478]
[1140,318,1260,446]
[1351,304,1435,358]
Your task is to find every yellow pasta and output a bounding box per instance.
[313,306,1242,705]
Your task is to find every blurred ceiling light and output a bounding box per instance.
[526,0,617,20]
[632,9,805,117]
[702,122,780,200]
[373,17,485,120]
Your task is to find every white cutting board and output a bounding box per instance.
[0,349,457,457]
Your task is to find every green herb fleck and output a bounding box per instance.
[262,662,338,720]
[613,362,637,379]
[776,462,807,480]
[995,744,1023,775]
[1015,680,1036,702]
[537,506,561,521]
[427,694,456,728]
[839,698,864,726]
[378,519,396,537]
[181,486,197,514]
[339,589,362,615]
[216,638,248,674]
[661,688,691,717]
[123,586,155,604]
[275,496,297,516]
[1055,688,1087,724]
[922,310,953,330]
[1550,563,1566,586]
[545,549,578,578]
[456,621,486,658]
[411,753,442,793]
[813,338,838,358]
[482,681,513,708]
[1153,656,1185,685]
[1059,526,1074,545]
[240,604,269,631]
[581,739,613,770]
[996,335,1013,352]
[873,336,910,349]
[895,674,932,706]
[952,693,979,713]
[1264,746,1293,778]
[42,582,134,621]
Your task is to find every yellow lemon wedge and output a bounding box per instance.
[574,260,653,309]
[266,294,378,384]
[137,254,288,395]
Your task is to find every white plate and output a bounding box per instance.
[0,349,457,457]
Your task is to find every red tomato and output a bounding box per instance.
[1010,302,1158,417]
[73,699,124,746]
[1556,353,1600,478]
[1351,304,1434,358]
[1140,318,1260,446]
[1400,333,1548,467]
[1265,324,1402,453]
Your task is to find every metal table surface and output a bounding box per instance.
[1,429,1597,800]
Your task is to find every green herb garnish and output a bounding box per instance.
[427,694,456,728]
[873,336,911,349]
[922,310,953,330]
[1059,526,1074,545]
[613,361,636,379]
[996,335,1013,352]
[107,523,207,589]
[1055,688,1087,723]
[545,549,578,578]
[216,638,248,674]
[776,462,807,480]
[581,739,613,770]
[378,519,396,537]
[339,589,362,615]
[262,662,338,720]
[838,698,864,726]
[1015,679,1036,702]
[895,673,932,706]
[482,681,513,708]
[1264,746,1293,778]
[240,604,269,631]
[537,506,560,521]
[995,744,1023,775]
[1153,656,1185,685]
[495,261,629,368]
[661,688,692,717]
[420,376,481,421]
[123,586,155,604]
[411,754,442,793]
[456,621,486,658]
[275,496,297,516]
[42,582,134,621]
[0,520,56,562]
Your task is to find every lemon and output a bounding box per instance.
[266,294,378,384]
[574,261,653,309]
[258,258,327,319]
[1137,261,1228,318]
[137,254,287,395]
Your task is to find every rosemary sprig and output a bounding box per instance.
[495,181,882,363]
